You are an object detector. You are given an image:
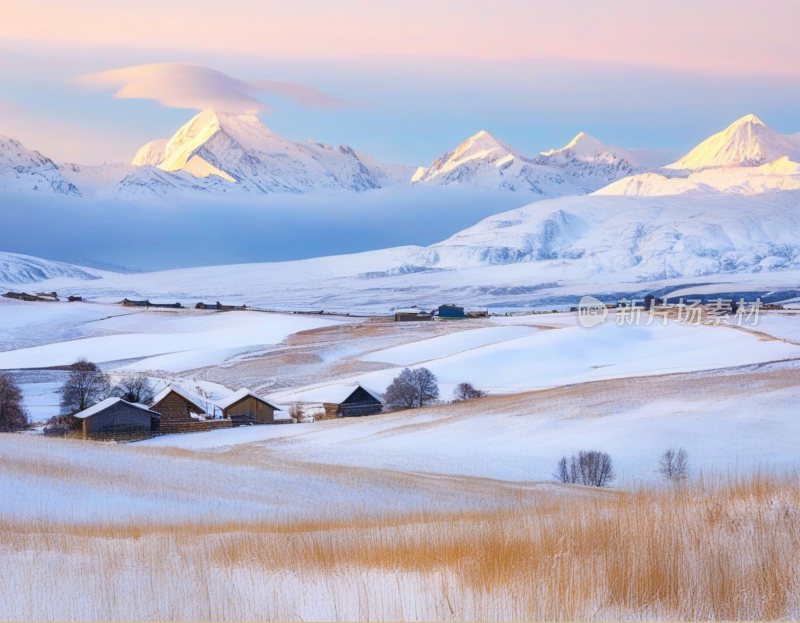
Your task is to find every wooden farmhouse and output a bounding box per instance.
[149,386,231,434]
[216,389,290,424]
[288,384,383,418]
[73,397,159,442]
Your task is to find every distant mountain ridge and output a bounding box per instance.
[2,112,800,201]
[411,129,643,196]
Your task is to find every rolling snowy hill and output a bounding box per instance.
[0,136,80,196]
[412,130,643,195]
[0,251,101,286]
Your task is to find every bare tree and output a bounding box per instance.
[384,367,439,409]
[289,401,309,423]
[113,374,156,405]
[453,382,487,401]
[58,358,111,415]
[0,372,29,432]
[554,451,616,488]
[658,447,690,481]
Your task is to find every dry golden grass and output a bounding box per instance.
[2,470,799,621]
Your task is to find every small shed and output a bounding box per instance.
[438,304,468,319]
[394,308,434,322]
[217,388,287,424]
[73,397,159,441]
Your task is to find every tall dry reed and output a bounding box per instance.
[1,470,798,620]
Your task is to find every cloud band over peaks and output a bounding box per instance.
[78,63,351,114]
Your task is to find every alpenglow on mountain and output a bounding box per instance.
[411,129,643,194]
[122,110,415,197]
[598,114,800,197]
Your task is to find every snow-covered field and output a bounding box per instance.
[0,303,343,372]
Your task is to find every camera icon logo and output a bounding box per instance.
[577,295,608,328]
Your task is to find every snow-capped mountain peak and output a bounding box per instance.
[123,109,414,197]
[131,139,168,166]
[411,131,526,185]
[451,130,523,162]
[667,114,800,170]
[0,135,80,196]
[540,131,638,165]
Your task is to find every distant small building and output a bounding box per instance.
[196,301,248,311]
[467,310,488,318]
[121,299,182,309]
[217,389,289,424]
[121,298,150,307]
[67,295,83,302]
[3,291,58,302]
[149,386,233,435]
[73,397,159,441]
[438,304,468,319]
[394,308,434,321]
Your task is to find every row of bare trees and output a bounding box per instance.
[554,447,691,488]
[383,368,488,409]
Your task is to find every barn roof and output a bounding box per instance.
[150,386,206,414]
[277,383,383,405]
[73,397,158,419]
[216,388,281,411]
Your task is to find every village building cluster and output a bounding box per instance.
[69,384,383,442]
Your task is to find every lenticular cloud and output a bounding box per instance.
[78,63,350,114]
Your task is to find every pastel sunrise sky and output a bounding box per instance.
[2,0,800,164]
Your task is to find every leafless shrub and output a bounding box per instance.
[0,372,28,432]
[289,402,310,423]
[554,450,616,488]
[112,374,155,405]
[453,382,487,401]
[58,358,111,414]
[384,367,439,409]
[658,447,690,481]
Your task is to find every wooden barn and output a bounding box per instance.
[288,384,383,418]
[148,386,233,435]
[73,397,159,441]
[150,386,205,420]
[216,389,289,424]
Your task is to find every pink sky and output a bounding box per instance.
[3,0,800,75]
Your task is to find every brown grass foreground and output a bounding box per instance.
[2,471,799,621]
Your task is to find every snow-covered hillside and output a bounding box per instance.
[21,190,800,312]
[125,110,416,197]
[0,136,80,196]
[666,114,800,170]
[0,251,101,286]
[412,130,643,195]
